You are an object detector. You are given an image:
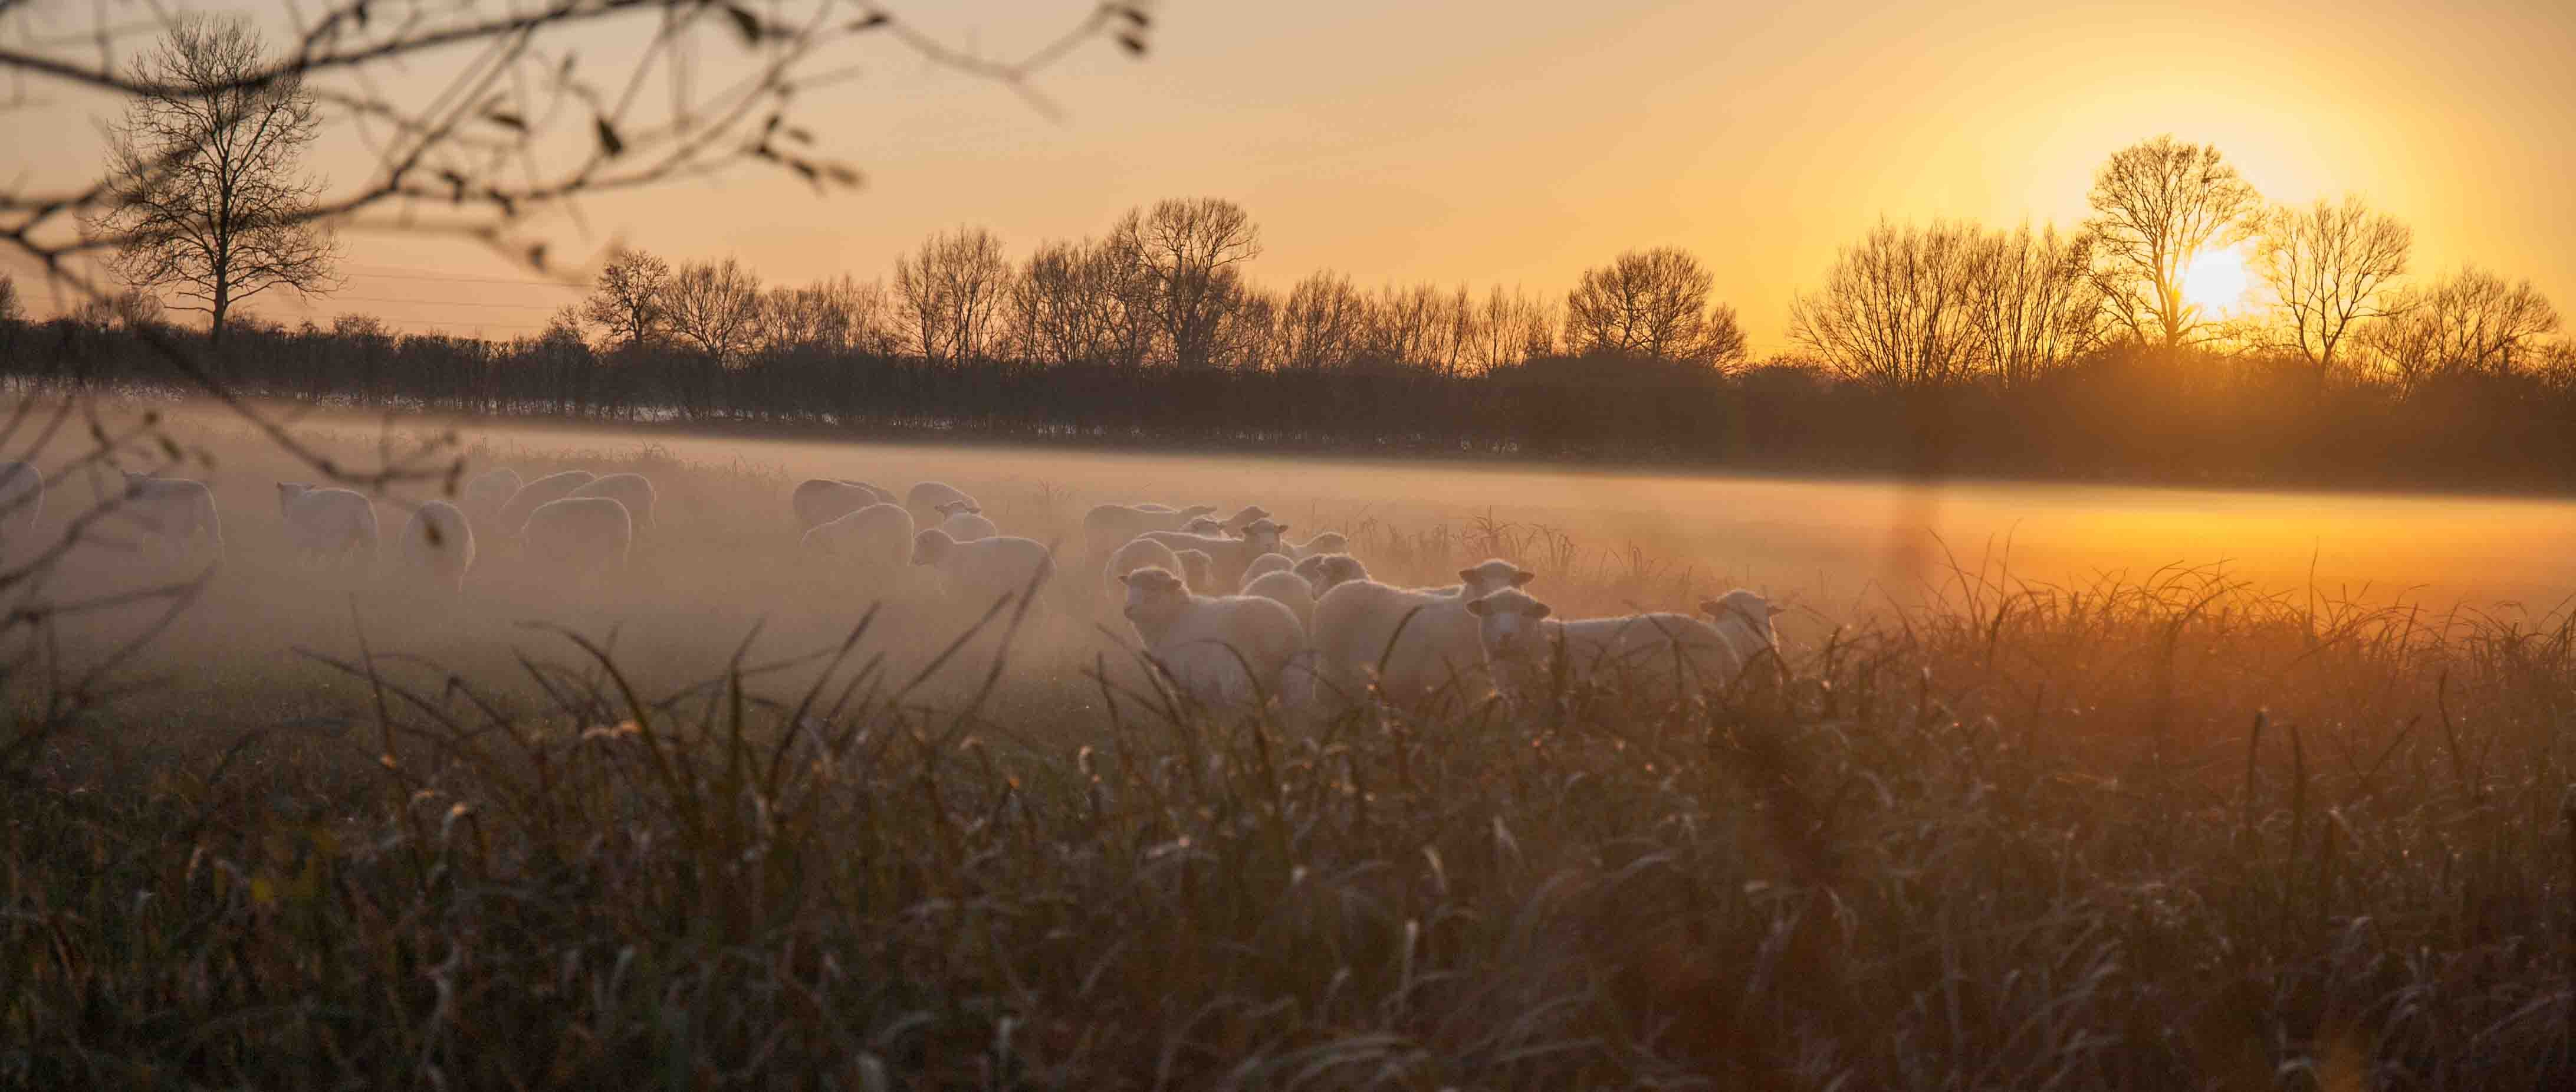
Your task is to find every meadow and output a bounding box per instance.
[4,401,2572,1088]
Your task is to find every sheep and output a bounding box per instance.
[905,481,977,527]
[0,460,41,541]
[793,478,894,530]
[1181,516,1228,536]
[521,496,631,580]
[1238,552,1296,589]
[496,469,596,536]
[911,528,1053,612]
[1307,558,1533,713]
[934,500,998,542]
[1136,518,1291,591]
[390,500,476,593]
[567,472,658,532]
[1103,536,1184,600]
[1467,587,1747,715]
[1172,548,1215,594]
[1703,589,1786,674]
[1241,568,1316,630]
[801,502,916,575]
[1080,502,1218,560]
[1118,565,1305,713]
[1217,505,1273,536]
[459,467,521,523]
[113,471,223,563]
[1289,531,1348,559]
[1291,553,1371,598]
[276,483,380,569]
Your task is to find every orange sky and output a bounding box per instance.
[6,0,2572,356]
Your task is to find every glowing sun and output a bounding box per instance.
[2182,245,2253,316]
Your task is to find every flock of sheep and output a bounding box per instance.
[2,457,1784,720]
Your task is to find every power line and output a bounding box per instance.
[321,293,567,310]
[338,265,592,288]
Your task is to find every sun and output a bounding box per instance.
[2181,244,2253,317]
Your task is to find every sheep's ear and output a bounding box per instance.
[1767,605,1787,618]
[1118,572,1133,586]
[1455,568,1477,583]
[1700,601,1722,616]
[1511,570,1536,586]
[1466,598,1490,616]
[1274,524,1289,536]
[1529,602,1553,619]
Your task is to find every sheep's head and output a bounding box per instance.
[1301,553,1369,596]
[935,500,981,517]
[1172,548,1215,592]
[1299,531,1349,555]
[1703,590,1784,650]
[275,482,313,510]
[1121,565,1190,622]
[910,528,957,567]
[1223,504,1272,530]
[1240,519,1289,556]
[1176,504,1218,519]
[1182,516,1226,536]
[1465,588,1553,663]
[1458,558,1536,596]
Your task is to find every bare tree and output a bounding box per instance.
[1564,248,1746,368]
[2256,196,2412,383]
[763,275,896,355]
[1277,271,1369,372]
[1966,224,2102,388]
[1118,198,1262,369]
[895,227,1014,365]
[1790,221,1983,389]
[0,274,21,326]
[2083,135,2262,347]
[1010,238,1146,367]
[1467,286,1558,373]
[88,15,340,346]
[2362,267,2561,392]
[581,250,673,352]
[663,258,764,365]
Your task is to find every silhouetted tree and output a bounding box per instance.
[663,258,764,365]
[2256,196,2411,383]
[1966,224,2102,388]
[582,250,672,351]
[1117,198,1261,369]
[1010,238,1148,367]
[2363,267,2561,392]
[2083,135,2260,347]
[1565,248,1746,369]
[895,227,1014,365]
[1791,222,1982,389]
[1278,271,1369,372]
[90,15,339,346]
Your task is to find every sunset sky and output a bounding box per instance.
[6,0,2572,355]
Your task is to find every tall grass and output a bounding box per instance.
[6,546,2572,1087]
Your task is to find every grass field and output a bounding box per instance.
[4,404,2572,1088]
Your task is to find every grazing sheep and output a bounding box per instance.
[276,483,380,569]
[1702,589,1786,671]
[1241,568,1317,629]
[1217,505,1273,536]
[1468,588,1746,714]
[459,467,521,523]
[802,502,916,575]
[1103,536,1185,600]
[1308,558,1533,713]
[934,500,999,542]
[390,500,476,593]
[911,528,1053,612]
[792,478,893,530]
[114,472,223,562]
[1238,552,1296,588]
[905,481,977,527]
[1182,516,1228,536]
[497,470,596,536]
[1291,553,1371,598]
[0,460,41,540]
[1172,548,1215,594]
[1119,565,1305,713]
[521,496,632,580]
[567,472,658,532]
[1289,531,1348,559]
[1081,502,1218,560]
[1136,518,1292,591]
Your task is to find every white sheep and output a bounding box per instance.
[113,471,223,563]
[1103,536,1184,600]
[390,500,476,593]
[793,478,893,530]
[1290,553,1371,598]
[1181,516,1228,536]
[497,469,596,536]
[1238,552,1295,588]
[1289,531,1348,559]
[1171,548,1215,594]
[459,467,521,523]
[934,500,998,542]
[1702,589,1785,674]
[911,528,1053,612]
[521,496,631,579]
[567,472,657,532]
[1118,565,1305,713]
[905,481,977,527]
[276,483,380,569]
[801,501,916,575]
[1467,587,1747,714]
[1081,502,1218,560]
[1217,505,1273,536]
[1240,568,1316,630]
[1136,518,1292,591]
[1307,558,1533,713]
[0,460,41,541]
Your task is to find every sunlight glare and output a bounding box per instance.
[2182,245,2253,317]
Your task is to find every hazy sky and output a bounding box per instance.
[7,0,2572,355]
